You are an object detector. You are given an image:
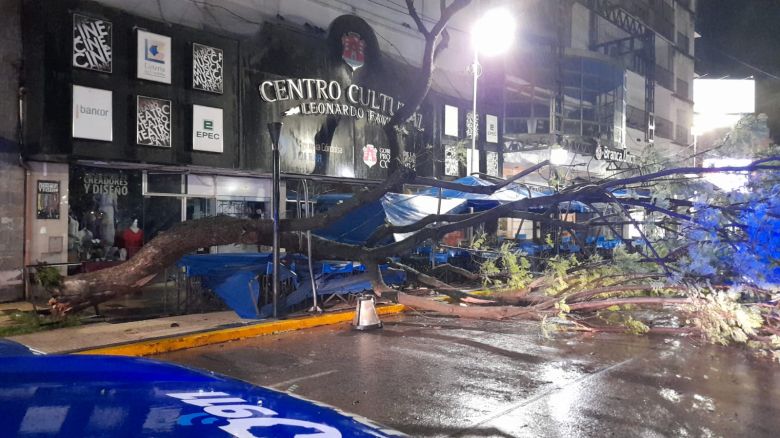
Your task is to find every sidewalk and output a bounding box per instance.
[7,304,406,355]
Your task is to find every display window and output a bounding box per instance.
[68,166,143,264]
[68,167,274,265]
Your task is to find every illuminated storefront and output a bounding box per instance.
[21,0,502,275]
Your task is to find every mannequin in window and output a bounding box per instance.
[67,207,79,252]
[98,192,118,246]
[122,219,144,259]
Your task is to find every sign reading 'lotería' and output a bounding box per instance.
[137,30,172,84]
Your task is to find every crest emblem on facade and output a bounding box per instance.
[362,144,378,167]
[341,32,366,71]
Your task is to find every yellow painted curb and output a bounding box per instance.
[76,304,406,357]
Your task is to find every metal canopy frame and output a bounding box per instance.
[586,0,656,144]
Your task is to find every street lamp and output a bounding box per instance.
[469,8,517,175]
[267,122,283,319]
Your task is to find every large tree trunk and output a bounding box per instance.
[50,216,359,314]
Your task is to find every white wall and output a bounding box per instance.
[626,71,646,110]
[655,85,673,123]
[25,162,69,266]
[570,2,590,50]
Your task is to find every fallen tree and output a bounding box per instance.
[41,1,780,360]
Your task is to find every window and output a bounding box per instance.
[677,32,690,55]
[655,65,675,91]
[68,166,143,263]
[147,173,184,194]
[676,78,689,100]
[626,105,647,131]
[655,116,673,139]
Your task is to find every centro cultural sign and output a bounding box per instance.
[258,78,423,129]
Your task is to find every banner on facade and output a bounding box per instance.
[594,144,638,164]
[486,151,499,177]
[73,14,112,73]
[444,144,460,176]
[486,114,498,143]
[193,43,223,93]
[137,30,172,83]
[444,105,458,137]
[466,111,479,140]
[72,85,112,141]
[36,181,60,220]
[137,96,172,147]
[192,105,223,153]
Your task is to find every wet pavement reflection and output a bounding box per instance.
[156,314,780,437]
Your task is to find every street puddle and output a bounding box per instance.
[693,394,716,412]
[659,387,681,403]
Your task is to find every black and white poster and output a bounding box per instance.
[486,151,499,177]
[136,96,172,147]
[73,14,112,73]
[466,111,479,140]
[36,181,60,220]
[193,43,224,94]
[445,144,460,176]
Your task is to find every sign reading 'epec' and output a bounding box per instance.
[192,105,224,153]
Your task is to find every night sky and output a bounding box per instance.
[696,0,780,139]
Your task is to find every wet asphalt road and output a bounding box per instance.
[155,314,780,437]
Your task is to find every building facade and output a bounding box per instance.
[0,0,696,301]
[9,0,508,301]
[504,0,697,172]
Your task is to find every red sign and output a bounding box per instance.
[362,144,377,167]
[341,32,365,71]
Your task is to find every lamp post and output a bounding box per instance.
[267,122,283,319]
[470,8,517,175]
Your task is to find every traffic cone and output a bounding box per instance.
[352,294,382,330]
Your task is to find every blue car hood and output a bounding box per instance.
[0,354,402,437]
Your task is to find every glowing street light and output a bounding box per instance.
[549,144,569,165]
[469,8,517,175]
[702,157,752,192]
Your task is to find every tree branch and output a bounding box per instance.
[404,0,430,37]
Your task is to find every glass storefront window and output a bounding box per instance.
[187,198,215,221]
[68,166,143,264]
[143,196,182,243]
[68,168,275,264]
[187,174,216,196]
[216,199,265,219]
